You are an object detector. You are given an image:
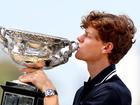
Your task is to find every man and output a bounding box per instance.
[19,10,136,105]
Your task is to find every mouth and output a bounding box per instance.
[73,41,80,50]
[76,45,80,51]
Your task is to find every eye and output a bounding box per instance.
[84,33,87,37]
[85,34,91,38]
[84,31,92,38]
[84,32,89,37]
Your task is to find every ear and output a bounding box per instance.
[101,42,113,54]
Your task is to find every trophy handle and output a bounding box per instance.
[44,41,78,69]
[0,27,9,53]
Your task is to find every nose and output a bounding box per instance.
[77,34,84,43]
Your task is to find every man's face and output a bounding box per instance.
[75,27,105,63]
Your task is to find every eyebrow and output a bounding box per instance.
[85,30,92,35]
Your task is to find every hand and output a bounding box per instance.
[19,60,55,91]
[24,60,45,69]
[19,69,55,91]
[18,61,59,105]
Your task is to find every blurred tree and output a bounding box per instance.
[0,61,21,102]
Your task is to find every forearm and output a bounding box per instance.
[44,95,59,105]
[42,81,59,105]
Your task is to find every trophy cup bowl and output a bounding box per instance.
[0,26,79,105]
[0,26,78,69]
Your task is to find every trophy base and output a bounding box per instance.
[0,81,44,105]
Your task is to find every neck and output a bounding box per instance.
[87,59,110,79]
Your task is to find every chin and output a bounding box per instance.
[75,52,83,60]
[75,52,80,59]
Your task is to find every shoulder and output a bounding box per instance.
[90,75,131,104]
[75,86,84,96]
[95,75,131,95]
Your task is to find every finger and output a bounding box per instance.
[36,60,45,68]
[20,68,41,73]
[25,60,45,69]
[18,74,33,83]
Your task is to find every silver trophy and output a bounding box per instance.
[0,26,78,105]
[0,26,78,69]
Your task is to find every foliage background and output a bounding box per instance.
[0,61,21,100]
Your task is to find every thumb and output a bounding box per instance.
[18,75,32,83]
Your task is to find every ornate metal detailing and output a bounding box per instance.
[0,26,79,69]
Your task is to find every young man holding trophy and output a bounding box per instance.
[18,10,136,105]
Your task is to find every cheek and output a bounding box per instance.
[75,39,103,60]
[85,42,103,57]
[85,48,103,61]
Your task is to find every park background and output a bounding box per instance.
[0,0,139,105]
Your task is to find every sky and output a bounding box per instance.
[0,0,140,105]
